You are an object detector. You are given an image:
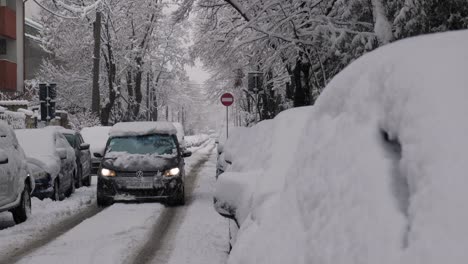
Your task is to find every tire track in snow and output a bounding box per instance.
[1,204,104,264]
[126,144,215,264]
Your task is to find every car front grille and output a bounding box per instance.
[116,171,160,177]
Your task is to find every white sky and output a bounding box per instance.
[186,60,210,85]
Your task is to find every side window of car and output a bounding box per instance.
[77,134,84,146]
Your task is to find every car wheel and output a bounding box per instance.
[75,166,83,189]
[83,175,91,187]
[169,185,185,206]
[51,178,60,201]
[11,183,31,224]
[66,173,75,198]
[96,193,112,207]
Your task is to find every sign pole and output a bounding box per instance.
[220,92,234,139]
[226,106,229,139]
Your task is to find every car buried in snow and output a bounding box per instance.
[0,121,34,224]
[95,122,192,207]
[15,128,77,201]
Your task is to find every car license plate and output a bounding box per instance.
[125,180,154,189]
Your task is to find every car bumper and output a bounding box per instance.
[32,178,54,199]
[97,176,183,202]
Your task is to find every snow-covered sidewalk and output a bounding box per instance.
[0,185,97,261]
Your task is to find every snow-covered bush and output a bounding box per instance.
[218,30,468,264]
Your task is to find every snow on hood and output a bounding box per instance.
[81,126,110,156]
[226,30,468,264]
[109,122,176,138]
[102,151,178,172]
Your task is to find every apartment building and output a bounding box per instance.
[0,0,24,92]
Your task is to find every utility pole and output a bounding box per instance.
[91,10,102,115]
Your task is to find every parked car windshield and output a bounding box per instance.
[106,134,177,155]
[63,134,76,148]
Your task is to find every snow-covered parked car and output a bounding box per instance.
[81,126,110,175]
[58,129,92,187]
[0,121,34,224]
[95,122,192,207]
[216,31,468,264]
[15,128,77,201]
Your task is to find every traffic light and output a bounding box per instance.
[39,83,57,122]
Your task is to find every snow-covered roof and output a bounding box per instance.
[109,122,177,138]
[15,129,60,176]
[81,126,111,155]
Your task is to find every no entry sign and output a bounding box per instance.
[220,93,234,107]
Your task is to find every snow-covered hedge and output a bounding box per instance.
[216,30,468,264]
[0,107,26,129]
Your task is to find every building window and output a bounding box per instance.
[0,39,6,55]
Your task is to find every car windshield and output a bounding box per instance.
[106,134,177,155]
[64,134,76,148]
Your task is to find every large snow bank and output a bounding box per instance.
[81,126,110,156]
[222,30,468,264]
[109,122,176,138]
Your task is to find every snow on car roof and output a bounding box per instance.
[109,122,177,138]
[81,126,111,155]
[15,129,56,157]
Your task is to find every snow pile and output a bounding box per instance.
[109,122,176,137]
[0,186,96,259]
[221,30,468,264]
[15,129,61,176]
[81,126,111,156]
[185,134,210,149]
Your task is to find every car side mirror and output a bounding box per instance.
[94,152,103,158]
[80,143,90,150]
[57,148,67,160]
[182,151,192,158]
[0,150,8,165]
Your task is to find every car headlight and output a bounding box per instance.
[163,168,180,177]
[100,168,116,177]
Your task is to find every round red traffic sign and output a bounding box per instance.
[220,93,234,107]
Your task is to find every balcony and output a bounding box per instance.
[0,60,17,91]
[0,7,16,39]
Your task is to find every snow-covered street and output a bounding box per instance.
[0,141,228,264]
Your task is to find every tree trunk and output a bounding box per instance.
[91,11,101,115]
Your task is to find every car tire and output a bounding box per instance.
[96,193,112,207]
[51,178,60,201]
[11,183,31,224]
[75,166,83,189]
[169,185,185,206]
[66,173,75,198]
[83,175,91,187]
